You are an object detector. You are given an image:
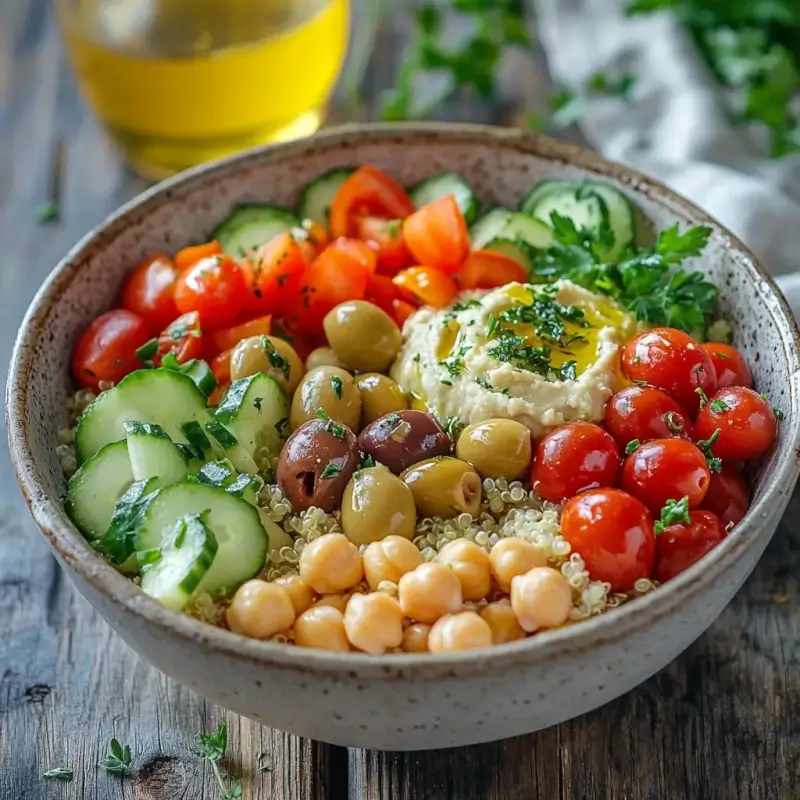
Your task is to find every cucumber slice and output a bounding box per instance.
[469,208,513,250]
[178,360,217,398]
[501,213,556,250]
[198,459,259,504]
[482,238,534,272]
[181,420,214,456]
[75,369,209,464]
[66,440,132,539]
[94,478,159,565]
[530,185,607,237]
[136,481,268,596]
[215,373,290,463]
[212,204,299,257]
[409,173,480,224]
[583,180,636,260]
[140,513,219,611]
[518,179,575,214]
[124,421,191,488]
[298,167,354,227]
[225,474,260,505]
[205,419,259,474]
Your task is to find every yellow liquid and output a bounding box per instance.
[59,0,349,178]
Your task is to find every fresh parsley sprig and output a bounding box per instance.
[654,495,691,534]
[197,723,242,800]
[102,738,132,775]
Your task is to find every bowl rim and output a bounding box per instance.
[7,122,800,680]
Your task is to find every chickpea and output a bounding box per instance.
[273,573,315,615]
[489,537,548,594]
[313,593,349,613]
[363,535,423,590]
[226,580,296,640]
[510,567,573,633]
[293,606,350,651]
[480,600,525,644]
[305,346,343,372]
[436,539,491,602]
[230,335,304,394]
[343,592,405,655]
[398,562,463,624]
[299,533,364,594]
[401,623,431,653]
[428,611,493,653]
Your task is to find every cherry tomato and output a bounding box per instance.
[694,386,778,461]
[530,422,620,503]
[330,165,414,239]
[210,314,272,357]
[621,438,711,514]
[622,327,717,415]
[403,195,470,273]
[392,267,459,308]
[156,311,204,365]
[210,349,232,384]
[701,342,753,389]
[365,273,404,317]
[120,253,179,333]
[392,299,419,327]
[603,385,694,449]
[457,250,528,290]
[71,309,151,391]
[174,240,221,271]
[654,510,726,583]
[561,489,656,592]
[174,254,247,330]
[701,464,750,528]
[240,232,308,315]
[356,216,411,274]
[328,237,378,275]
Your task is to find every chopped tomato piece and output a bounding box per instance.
[156,311,204,365]
[458,250,528,290]
[299,219,330,251]
[392,299,418,327]
[241,232,308,315]
[71,309,151,391]
[174,240,221,271]
[330,165,414,239]
[208,382,230,407]
[210,349,232,384]
[366,273,404,318]
[356,216,411,274]
[393,266,459,308]
[120,253,179,333]
[403,195,469,273]
[174,254,247,330]
[329,237,378,275]
[210,314,271,357]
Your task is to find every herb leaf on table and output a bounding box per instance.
[198,723,242,800]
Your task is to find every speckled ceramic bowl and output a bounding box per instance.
[8,124,800,751]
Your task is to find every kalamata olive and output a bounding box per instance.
[290,366,361,432]
[400,457,482,518]
[230,335,304,394]
[455,418,532,479]
[305,346,343,372]
[341,466,417,546]
[355,373,409,426]
[323,300,403,372]
[277,419,359,512]
[358,410,451,474]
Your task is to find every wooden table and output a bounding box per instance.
[2,2,799,798]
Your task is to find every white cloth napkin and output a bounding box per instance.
[532,0,800,317]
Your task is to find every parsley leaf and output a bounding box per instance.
[102,737,132,775]
[253,397,263,412]
[696,428,723,473]
[197,723,242,800]
[654,495,691,534]
[330,375,343,400]
[321,461,342,479]
[316,408,347,439]
[709,398,730,413]
[43,767,73,780]
[625,439,641,455]
[37,201,60,224]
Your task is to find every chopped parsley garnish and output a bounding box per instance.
[497,293,588,346]
[715,351,730,360]
[709,398,730,413]
[440,345,470,379]
[102,737,132,775]
[330,375,343,399]
[260,336,290,377]
[412,353,421,364]
[487,312,500,337]
[43,767,73,780]
[135,338,158,363]
[37,201,60,224]
[316,408,346,439]
[440,379,453,386]
[452,298,482,312]
[760,392,785,421]
[253,397,263,412]
[444,416,463,440]
[696,428,723,473]
[625,439,641,455]
[362,454,376,469]
[320,462,342,479]
[385,413,401,426]
[654,495,691,535]
[475,376,510,395]
[488,334,552,376]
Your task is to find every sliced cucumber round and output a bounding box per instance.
[298,167,354,227]
[124,421,190,488]
[409,172,479,224]
[518,179,575,214]
[212,203,299,257]
[482,238,534,272]
[501,213,556,250]
[204,419,259,475]
[583,180,636,260]
[94,478,159,565]
[469,208,513,251]
[530,185,608,235]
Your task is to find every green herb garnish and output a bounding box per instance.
[275,417,289,437]
[625,439,641,455]
[444,416,463,440]
[135,338,158,363]
[316,408,346,439]
[330,375,343,399]
[197,723,242,800]
[709,398,730,413]
[362,454,376,469]
[102,738,132,775]
[43,767,73,780]
[697,428,723,473]
[260,336,290,377]
[321,462,343,479]
[253,397,263,412]
[37,201,60,224]
[654,495,691,534]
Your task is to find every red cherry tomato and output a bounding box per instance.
[328,237,378,275]
[701,342,753,389]
[120,253,179,333]
[156,311,204,365]
[392,299,419,327]
[701,464,750,528]
[173,254,247,331]
[603,385,694,449]
[330,165,414,239]
[561,489,656,592]
[392,266,459,308]
[71,309,151,391]
[174,240,221,271]
[458,250,528,290]
[241,232,309,314]
[654,510,726,583]
[694,386,778,461]
[621,438,711,514]
[210,349,232,384]
[210,314,272,357]
[403,195,470,273]
[530,422,620,503]
[356,216,411,275]
[365,273,404,317]
[622,327,717,415]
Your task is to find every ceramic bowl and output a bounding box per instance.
[8,124,800,751]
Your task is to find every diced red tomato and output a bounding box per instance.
[701,342,753,389]
[392,299,419,327]
[654,510,726,583]
[210,314,271,357]
[365,273,404,318]
[174,254,247,330]
[392,267,459,308]
[299,219,330,252]
[208,382,230,408]
[210,349,232,384]
[156,311,204,365]
[403,195,470,273]
[120,253,179,333]
[174,240,221,271]
[356,216,411,274]
[241,232,308,315]
[330,165,415,239]
[329,237,378,275]
[701,464,750,527]
[458,250,528,290]
[71,309,151,391]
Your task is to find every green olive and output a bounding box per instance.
[341,466,417,546]
[400,457,482,519]
[323,300,403,373]
[355,373,409,426]
[290,366,361,432]
[305,346,343,372]
[230,335,304,395]
[455,418,533,479]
